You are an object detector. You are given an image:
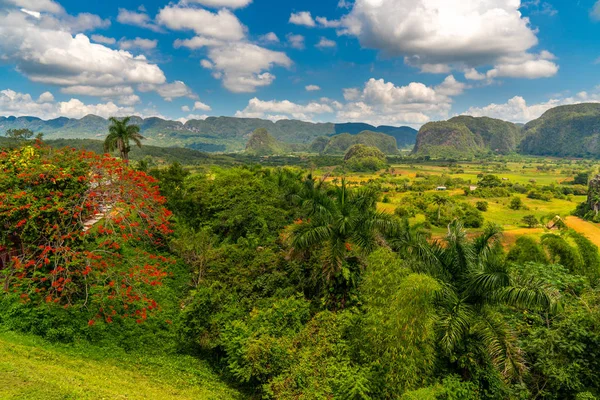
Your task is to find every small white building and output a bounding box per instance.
[436,186,447,191]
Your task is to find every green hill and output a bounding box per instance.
[245,128,288,156]
[413,116,522,158]
[0,331,242,399]
[320,130,398,155]
[0,116,416,153]
[520,103,600,157]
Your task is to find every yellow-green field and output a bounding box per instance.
[0,331,243,400]
[320,157,600,246]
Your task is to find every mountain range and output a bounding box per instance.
[0,115,417,153]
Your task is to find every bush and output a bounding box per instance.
[522,215,539,228]
[475,201,489,212]
[509,197,525,210]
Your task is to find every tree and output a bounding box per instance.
[104,117,144,162]
[289,178,394,285]
[522,215,539,228]
[5,128,35,140]
[432,194,450,223]
[391,221,559,382]
[509,196,524,210]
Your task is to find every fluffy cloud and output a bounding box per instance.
[289,11,315,27]
[0,10,166,89]
[305,85,321,91]
[91,34,116,45]
[119,37,158,50]
[139,81,196,101]
[337,76,463,126]
[334,0,557,79]
[316,37,336,49]
[465,92,600,123]
[60,86,135,97]
[117,8,161,32]
[287,33,305,49]
[193,101,211,111]
[157,5,246,41]
[176,114,209,124]
[201,42,292,93]
[236,75,465,126]
[6,0,62,13]
[259,32,279,43]
[0,88,134,119]
[184,0,252,9]
[486,52,559,79]
[174,36,224,50]
[235,97,333,121]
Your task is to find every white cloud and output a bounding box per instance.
[61,86,135,97]
[58,13,110,32]
[289,11,315,27]
[316,37,336,49]
[139,81,196,101]
[176,114,209,124]
[593,1,600,20]
[119,37,158,50]
[174,36,224,50]
[464,68,486,81]
[183,0,252,9]
[235,97,333,121]
[202,42,292,93]
[0,88,134,120]
[6,0,62,13]
[117,94,141,106]
[464,92,600,123]
[0,10,166,88]
[20,8,40,18]
[37,91,54,103]
[337,0,558,79]
[316,16,342,28]
[157,5,246,41]
[287,33,305,50]
[415,63,452,74]
[117,8,161,32]
[259,32,279,43]
[486,52,559,79]
[91,34,116,45]
[194,101,211,111]
[181,105,191,112]
[336,76,462,126]
[306,85,321,91]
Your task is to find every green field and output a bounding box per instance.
[0,331,243,400]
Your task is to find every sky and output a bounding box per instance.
[1,0,600,128]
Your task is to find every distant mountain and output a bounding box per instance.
[334,123,417,147]
[315,130,399,155]
[413,116,522,158]
[245,128,288,156]
[519,103,600,157]
[0,115,417,153]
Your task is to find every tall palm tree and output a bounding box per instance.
[289,178,395,282]
[432,193,450,223]
[391,220,559,381]
[104,117,144,162]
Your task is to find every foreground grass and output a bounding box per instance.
[0,331,244,400]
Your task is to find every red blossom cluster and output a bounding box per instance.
[0,144,174,323]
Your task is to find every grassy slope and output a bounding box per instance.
[0,331,244,400]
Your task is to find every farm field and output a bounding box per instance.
[0,331,243,400]
[321,157,600,245]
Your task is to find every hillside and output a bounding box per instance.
[520,103,600,157]
[0,115,416,153]
[320,130,398,155]
[245,128,289,156]
[0,331,243,399]
[413,116,522,158]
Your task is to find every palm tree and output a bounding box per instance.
[391,221,559,381]
[432,194,450,223]
[104,117,144,162]
[289,178,395,282]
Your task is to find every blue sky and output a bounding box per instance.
[0,0,599,127]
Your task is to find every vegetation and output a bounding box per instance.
[319,130,399,155]
[104,116,144,162]
[244,128,288,156]
[3,135,600,399]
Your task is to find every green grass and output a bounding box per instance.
[0,331,244,400]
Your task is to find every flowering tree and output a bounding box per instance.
[0,143,174,325]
